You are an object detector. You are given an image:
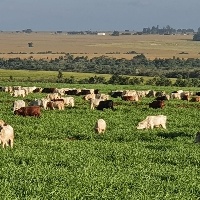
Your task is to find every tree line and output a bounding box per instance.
[1,54,200,78]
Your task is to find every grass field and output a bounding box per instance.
[0,69,112,81]
[0,81,200,199]
[0,32,200,60]
[0,69,176,84]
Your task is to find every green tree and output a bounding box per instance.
[111,31,120,36]
[57,69,63,79]
[193,32,200,41]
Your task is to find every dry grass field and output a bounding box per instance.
[0,31,200,60]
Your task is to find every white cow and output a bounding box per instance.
[137,115,167,130]
[98,94,110,100]
[84,93,96,101]
[0,120,14,148]
[61,97,75,107]
[94,119,106,134]
[21,86,37,95]
[46,93,60,100]
[11,89,26,97]
[47,101,65,110]
[90,98,103,110]
[13,100,26,112]
[40,98,50,110]
[170,93,181,99]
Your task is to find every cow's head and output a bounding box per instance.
[136,121,147,130]
[14,108,23,115]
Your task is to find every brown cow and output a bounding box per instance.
[121,95,139,101]
[149,100,165,109]
[181,94,190,101]
[190,96,200,102]
[47,101,65,110]
[14,106,41,117]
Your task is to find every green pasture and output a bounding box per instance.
[0,82,200,199]
[0,69,176,83]
[0,69,111,80]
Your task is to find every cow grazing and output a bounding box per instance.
[46,93,61,101]
[65,89,78,95]
[96,100,114,111]
[94,119,106,134]
[111,91,123,98]
[29,99,43,107]
[41,88,56,93]
[155,91,166,97]
[84,93,96,101]
[146,90,156,97]
[13,100,26,112]
[46,101,65,110]
[149,100,165,109]
[155,95,169,101]
[79,89,92,95]
[33,87,42,93]
[190,96,200,102]
[181,94,190,101]
[90,98,103,110]
[121,95,139,101]
[137,115,167,130]
[11,89,26,97]
[14,106,41,117]
[59,97,75,107]
[0,121,14,148]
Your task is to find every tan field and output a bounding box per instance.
[0,32,200,60]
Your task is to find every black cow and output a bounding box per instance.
[79,89,91,95]
[111,91,123,98]
[94,89,99,94]
[41,88,56,93]
[155,95,168,101]
[149,100,165,109]
[96,100,114,111]
[65,90,78,95]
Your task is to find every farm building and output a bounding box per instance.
[97,32,106,36]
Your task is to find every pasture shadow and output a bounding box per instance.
[153,174,176,182]
[65,133,91,141]
[145,144,173,151]
[157,131,191,139]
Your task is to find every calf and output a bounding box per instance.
[47,101,65,110]
[14,106,41,117]
[96,100,114,111]
[149,100,165,109]
[94,119,106,134]
[0,121,14,148]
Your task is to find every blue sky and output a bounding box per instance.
[0,0,199,31]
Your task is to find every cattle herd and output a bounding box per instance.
[1,85,200,148]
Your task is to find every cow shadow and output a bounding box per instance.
[157,131,191,139]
